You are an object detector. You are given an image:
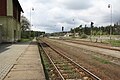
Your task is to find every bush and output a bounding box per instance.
[80,34,88,39]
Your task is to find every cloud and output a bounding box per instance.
[19,0,120,33]
[56,0,93,10]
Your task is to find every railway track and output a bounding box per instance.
[38,41,101,80]
[62,40,120,61]
[63,40,120,52]
[47,39,120,65]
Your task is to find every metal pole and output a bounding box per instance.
[99,27,102,42]
[30,8,31,29]
[110,5,112,40]
[73,19,75,37]
[90,22,94,42]
[90,27,92,41]
[30,7,34,38]
[30,8,31,38]
[108,4,112,40]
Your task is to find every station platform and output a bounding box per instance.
[2,40,45,80]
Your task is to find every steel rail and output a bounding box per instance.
[64,40,120,52]
[42,41,101,80]
[39,43,65,80]
[63,40,120,60]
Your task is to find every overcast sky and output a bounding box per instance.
[19,0,120,33]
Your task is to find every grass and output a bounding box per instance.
[104,40,120,47]
[19,38,32,42]
[39,47,50,80]
[93,56,110,64]
[63,65,72,70]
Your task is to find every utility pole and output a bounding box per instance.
[30,7,34,38]
[90,22,94,42]
[73,19,75,38]
[108,4,112,41]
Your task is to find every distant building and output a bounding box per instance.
[64,33,79,37]
[64,33,73,37]
[0,0,23,43]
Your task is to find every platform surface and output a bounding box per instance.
[1,40,45,80]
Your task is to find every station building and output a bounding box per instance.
[0,0,23,43]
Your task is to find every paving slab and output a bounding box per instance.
[4,70,43,80]
[0,42,30,80]
[3,40,45,80]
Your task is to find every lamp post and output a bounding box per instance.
[30,7,34,29]
[108,4,112,40]
[30,7,34,38]
[73,19,75,37]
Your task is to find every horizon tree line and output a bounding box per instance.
[70,22,120,36]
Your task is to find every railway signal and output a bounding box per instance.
[62,26,64,32]
[108,4,112,41]
[90,22,94,41]
[91,22,94,28]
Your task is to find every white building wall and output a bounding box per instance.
[0,16,21,42]
[7,0,13,16]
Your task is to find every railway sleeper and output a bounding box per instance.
[39,41,101,80]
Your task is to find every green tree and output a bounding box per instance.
[21,15,30,31]
[21,16,31,38]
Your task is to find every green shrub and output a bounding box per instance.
[80,34,88,39]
